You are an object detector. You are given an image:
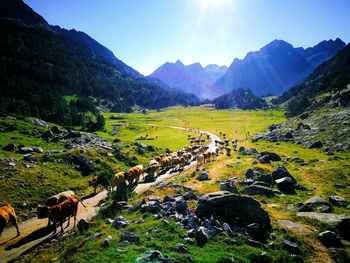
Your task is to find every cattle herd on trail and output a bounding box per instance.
[0,128,246,239]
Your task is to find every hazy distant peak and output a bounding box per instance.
[175,59,184,66]
[260,39,294,52]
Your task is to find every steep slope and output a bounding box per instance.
[214,39,346,97]
[273,43,350,116]
[150,60,227,99]
[1,0,140,76]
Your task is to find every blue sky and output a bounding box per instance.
[24,0,350,75]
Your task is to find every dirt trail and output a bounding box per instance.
[0,126,220,262]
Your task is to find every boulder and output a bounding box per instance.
[136,250,176,263]
[275,177,295,194]
[177,243,188,254]
[195,191,271,231]
[19,147,34,154]
[258,151,281,162]
[26,118,49,128]
[32,146,44,153]
[183,191,197,201]
[120,231,140,243]
[297,212,350,239]
[77,219,90,233]
[329,196,348,207]
[112,216,130,229]
[245,169,254,178]
[175,199,187,212]
[197,172,209,181]
[23,154,33,161]
[309,140,323,149]
[238,146,246,155]
[272,166,297,184]
[102,235,112,247]
[195,226,208,247]
[100,201,123,218]
[220,180,239,194]
[42,130,53,139]
[114,181,128,202]
[3,143,16,151]
[241,185,274,197]
[282,240,301,255]
[141,201,162,214]
[318,231,341,247]
[299,195,332,213]
[51,126,61,134]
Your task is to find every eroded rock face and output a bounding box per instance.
[194,191,271,231]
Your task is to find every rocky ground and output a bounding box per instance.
[251,108,350,154]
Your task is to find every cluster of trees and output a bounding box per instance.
[213,88,267,110]
[0,19,199,128]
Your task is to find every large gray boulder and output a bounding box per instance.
[297,212,350,239]
[195,191,271,231]
[272,166,297,184]
[241,185,274,197]
[275,177,295,194]
[220,180,239,194]
[299,195,332,213]
[136,250,176,263]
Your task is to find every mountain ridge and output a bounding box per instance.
[214,38,346,97]
[150,60,228,99]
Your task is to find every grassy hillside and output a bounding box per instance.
[9,106,349,263]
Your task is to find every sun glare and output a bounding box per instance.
[194,0,235,7]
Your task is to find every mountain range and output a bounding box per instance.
[150,60,227,99]
[214,38,346,97]
[0,0,200,125]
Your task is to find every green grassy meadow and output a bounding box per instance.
[2,106,349,263]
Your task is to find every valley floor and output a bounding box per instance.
[0,106,349,263]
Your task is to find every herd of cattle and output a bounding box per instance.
[0,130,244,238]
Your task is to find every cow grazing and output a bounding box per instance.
[225,147,232,156]
[37,190,75,222]
[112,172,126,190]
[125,165,144,185]
[48,197,79,233]
[196,154,204,167]
[0,205,20,238]
[89,176,101,194]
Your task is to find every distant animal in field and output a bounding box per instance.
[197,154,204,167]
[89,176,101,194]
[37,190,76,223]
[48,197,80,233]
[0,205,20,238]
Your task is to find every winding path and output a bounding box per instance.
[0,126,221,262]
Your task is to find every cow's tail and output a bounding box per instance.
[76,197,87,208]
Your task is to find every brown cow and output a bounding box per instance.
[0,205,20,237]
[89,176,101,194]
[112,172,126,190]
[37,190,75,223]
[48,197,80,233]
[125,165,144,185]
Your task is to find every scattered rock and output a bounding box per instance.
[275,177,295,194]
[120,231,140,243]
[112,216,130,229]
[195,227,208,247]
[102,235,113,247]
[277,220,311,234]
[309,140,323,149]
[251,252,272,263]
[77,219,90,233]
[272,166,297,184]
[183,191,197,201]
[177,243,188,254]
[299,195,332,213]
[141,201,162,214]
[3,143,16,151]
[195,191,271,232]
[241,185,274,197]
[258,151,281,162]
[184,237,194,245]
[114,181,128,202]
[220,180,239,194]
[23,154,33,161]
[19,146,34,154]
[282,240,301,255]
[318,231,341,247]
[42,130,53,139]
[32,146,44,153]
[135,250,176,263]
[197,172,209,181]
[329,196,348,207]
